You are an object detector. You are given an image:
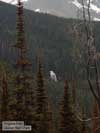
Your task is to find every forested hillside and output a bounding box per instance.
[0,1,100,132]
[0,1,100,78]
[0,1,71,77]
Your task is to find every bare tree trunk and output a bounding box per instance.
[81,0,100,110]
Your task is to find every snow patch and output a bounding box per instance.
[71,0,83,9]
[50,71,58,82]
[35,9,41,12]
[94,17,100,21]
[90,3,100,13]
[71,0,100,14]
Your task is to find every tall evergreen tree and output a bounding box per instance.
[47,102,54,133]
[59,80,80,133]
[0,73,8,133]
[36,59,52,133]
[36,60,47,114]
[71,79,77,105]
[12,0,35,130]
[92,101,100,133]
[1,73,8,121]
[14,0,31,120]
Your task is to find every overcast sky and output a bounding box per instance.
[0,0,77,18]
[1,0,100,20]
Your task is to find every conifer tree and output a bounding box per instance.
[1,73,8,121]
[36,59,52,133]
[47,102,54,133]
[0,73,8,132]
[59,80,80,133]
[92,101,100,133]
[14,0,31,120]
[36,60,47,114]
[12,0,35,129]
[71,79,77,105]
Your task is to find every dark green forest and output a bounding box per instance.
[0,1,100,133]
[0,1,100,78]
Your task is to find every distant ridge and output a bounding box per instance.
[0,1,100,76]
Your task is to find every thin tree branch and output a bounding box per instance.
[76,114,100,122]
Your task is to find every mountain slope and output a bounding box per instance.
[24,0,100,20]
[0,1,74,76]
[0,1,100,78]
[2,0,100,20]
[24,0,78,18]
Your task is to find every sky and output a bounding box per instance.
[1,0,100,21]
[0,0,77,18]
[0,0,28,4]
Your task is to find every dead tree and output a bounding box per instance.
[72,0,100,110]
[80,0,100,110]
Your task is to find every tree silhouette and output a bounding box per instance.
[36,58,53,133]
[1,73,8,133]
[12,0,35,128]
[92,101,100,133]
[59,80,80,133]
